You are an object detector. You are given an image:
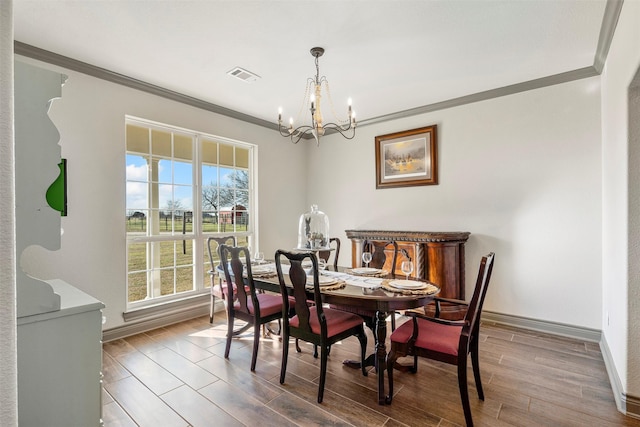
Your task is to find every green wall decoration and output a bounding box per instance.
[46,158,67,216]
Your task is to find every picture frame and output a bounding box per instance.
[375,125,438,189]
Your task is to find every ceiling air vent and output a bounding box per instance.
[227,67,260,83]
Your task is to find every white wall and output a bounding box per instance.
[601,0,640,400]
[309,76,603,329]
[16,56,309,331]
[17,44,605,334]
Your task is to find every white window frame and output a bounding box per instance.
[125,116,258,310]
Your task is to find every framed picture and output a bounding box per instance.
[375,125,438,189]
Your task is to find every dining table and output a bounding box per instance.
[245,261,440,405]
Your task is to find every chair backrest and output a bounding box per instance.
[219,244,259,316]
[318,237,341,270]
[363,239,399,278]
[206,236,236,273]
[461,252,495,341]
[275,250,327,337]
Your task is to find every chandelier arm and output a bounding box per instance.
[323,121,355,132]
[324,125,357,140]
[278,122,317,144]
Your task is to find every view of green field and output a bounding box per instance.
[127,217,248,302]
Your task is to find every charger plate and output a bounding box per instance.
[381,280,439,295]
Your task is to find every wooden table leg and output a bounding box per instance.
[375,310,388,405]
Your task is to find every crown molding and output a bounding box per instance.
[14,0,622,131]
[14,41,278,132]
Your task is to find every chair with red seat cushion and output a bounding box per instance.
[275,249,367,403]
[386,253,495,427]
[220,244,284,371]
[206,236,237,324]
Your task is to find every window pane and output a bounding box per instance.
[202,211,217,233]
[126,154,148,181]
[126,125,149,153]
[219,144,234,166]
[151,129,171,157]
[126,211,147,234]
[236,147,249,168]
[128,271,148,302]
[160,269,175,296]
[174,134,193,161]
[176,240,193,266]
[174,185,193,211]
[158,184,173,211]
[174,160,192,185]
[202,164,218,187]
[176,266,194,293]
[128,242,147,272]
[157,158,172,184]
[202,139,218,164]
[159,241,175,268]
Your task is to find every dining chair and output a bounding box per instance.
[275,249,368,403]
[206,235,237,324]
[219,244,284,371]
[318,237,341,270]
[386,252,495,427]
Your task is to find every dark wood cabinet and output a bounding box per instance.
[345,230,470,318]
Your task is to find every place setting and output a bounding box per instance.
[380,260,438,295]
[346,251,387,277]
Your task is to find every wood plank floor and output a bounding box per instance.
[102,315,640,426]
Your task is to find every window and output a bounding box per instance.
[125,117,256,308]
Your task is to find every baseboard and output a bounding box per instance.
[482,310,601,342]
[600,334,640,419]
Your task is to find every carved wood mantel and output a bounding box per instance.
[346,230,470,317]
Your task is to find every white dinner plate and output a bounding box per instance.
[306,275,338,286]
[350,267,384,275]
[388,279,427,290]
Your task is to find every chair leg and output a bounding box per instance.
[224,312,234,359]
[251,321,260,371]
[280,332,289,384]
[386,349,397,404]
[458,357,474,427]
[318,344,328,403]
[295,338,302,353]
[313,344,318,359]
[411,354,418,373]
[390,312,396,331]
[358,331,368,377]
[471,337,484,400]
[210,292,215,323]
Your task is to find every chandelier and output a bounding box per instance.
[278,47,356,145]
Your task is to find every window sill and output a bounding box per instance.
[123,293,210,323]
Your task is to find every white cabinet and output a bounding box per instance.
[15,62,105,426]
[18,280,104,427]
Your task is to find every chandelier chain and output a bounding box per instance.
[324,80,350,125]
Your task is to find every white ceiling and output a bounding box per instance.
[13,0,609,128]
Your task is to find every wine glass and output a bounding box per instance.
[318,258,327,271]
[362,251,372,268]
[401,260,414,281]
[254,251,264,264]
